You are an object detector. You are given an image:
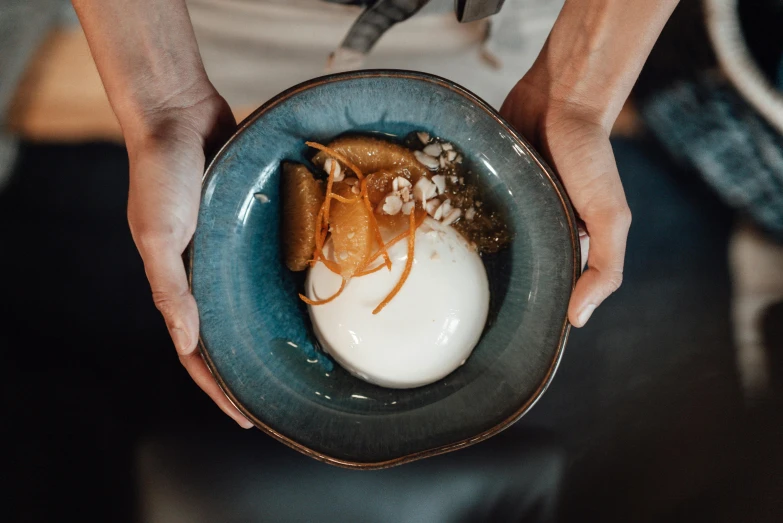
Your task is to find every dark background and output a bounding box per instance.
[3,1,783,521]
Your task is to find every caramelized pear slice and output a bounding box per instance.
[312,135,428,181]
[280,162,324,272]
[364,169,397,205]
[329,183,373,279]
[375,212,409,234]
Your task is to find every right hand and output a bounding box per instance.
[125,86,253,429]
[501,74,632,328]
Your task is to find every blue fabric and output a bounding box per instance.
[641,73,783,242]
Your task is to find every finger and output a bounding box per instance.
[137,237,252,427]
[138,242,201,356]
[180,351,254,429]
[568,203,631,327]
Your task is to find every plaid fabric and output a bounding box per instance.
[641,73,783,242]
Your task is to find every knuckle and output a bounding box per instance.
[613,204,632,230]
[132,225,180,257]
[135,230,165,253]
[152,289,189,317]
[604,269,624,293]
[128,214,194,263]
[595,199,632,231]
[580,191,632,232]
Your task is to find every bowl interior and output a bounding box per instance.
[190,71,578,466]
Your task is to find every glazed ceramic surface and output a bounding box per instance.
[189,70,579,468]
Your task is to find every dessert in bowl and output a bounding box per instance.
[189,70,580,468]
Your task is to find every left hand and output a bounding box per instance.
[500,75,632,328]
[125,87,252,428]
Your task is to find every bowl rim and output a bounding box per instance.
[188,69,581,469]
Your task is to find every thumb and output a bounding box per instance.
[139,238,199,356]
[568,203,631,327]
[137,236,254,429]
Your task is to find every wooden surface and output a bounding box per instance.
[7,29,256,143]
[9,29,122,142]
[8,27,640,144]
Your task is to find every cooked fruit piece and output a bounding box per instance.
[312,135,428,182]
[329,183,373,279]
[364,169,396,205]
[375,212,408,233]
[280,162,324,272]
[373,209,417,315]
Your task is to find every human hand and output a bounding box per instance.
[125,87,253,428]
[500,74,631,328]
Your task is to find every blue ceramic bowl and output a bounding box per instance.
[189,70,579,468]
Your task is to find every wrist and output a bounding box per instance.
[522,0,679,131]
[521,45,625,133]
[119,75,215,137]
[121,79,226,153]
[511,65,614,140]
[73,0,217,147]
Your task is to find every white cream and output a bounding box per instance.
[306,218,489,389]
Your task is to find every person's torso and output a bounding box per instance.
[186,0,564,108]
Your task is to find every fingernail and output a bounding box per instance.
[238,417,254,429]
[577,304,596,327]
[171,328,191,354]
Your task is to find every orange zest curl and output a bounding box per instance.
[363,210,426,267]
[310,205,326,266]
[319,258,343,275]
[300,141,428,313]
[305,142,365,180]
[306,255,341,275]
[299,278,346,306]
[372,210,417,314]
[309,159,348,272]
[310,160,338,267]
[361,178,392,270]
[322,159,337,237]
[354,262,387,277]
[330,193,362,204]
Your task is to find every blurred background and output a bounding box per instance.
[2,0,783,521]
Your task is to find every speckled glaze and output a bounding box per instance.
[189,70,580,469]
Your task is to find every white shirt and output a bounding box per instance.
[187,0,563,109]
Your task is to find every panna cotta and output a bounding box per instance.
[306,218,489,388]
